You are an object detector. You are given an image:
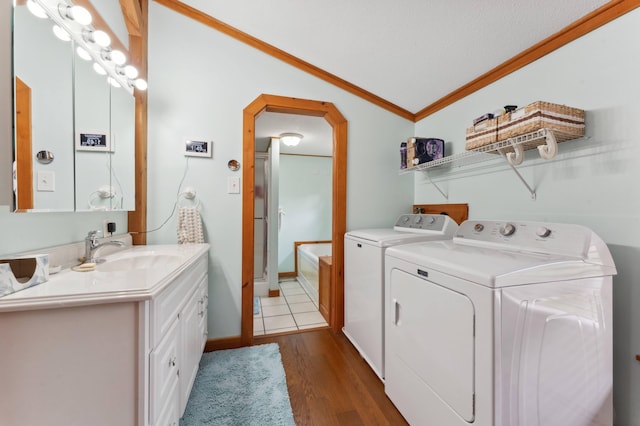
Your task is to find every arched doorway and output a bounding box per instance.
[241,94,347,345]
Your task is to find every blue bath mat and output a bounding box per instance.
[254,296,260,315]
[180,343,295,425]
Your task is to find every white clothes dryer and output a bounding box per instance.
[384,220,616,426]
[343,214,458,380]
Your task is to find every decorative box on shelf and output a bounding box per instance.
[465,116,498,150]
[465,101,585,152]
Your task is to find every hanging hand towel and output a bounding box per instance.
[177,206,205,244]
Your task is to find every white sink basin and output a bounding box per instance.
[97,253,183,273]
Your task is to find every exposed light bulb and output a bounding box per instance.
[93,63,106,75]
[134,79,147,91]
[76,46,92,61]
[92,30,111,47]
[26,0,47,19]
[107,77,121,88]
[110,50,126,66]
[52,25,71,42]
[60,5,92,26]
[123,65,138,79]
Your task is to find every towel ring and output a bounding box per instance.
[178,188,200,208]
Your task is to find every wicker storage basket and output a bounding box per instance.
[498,101,584,145]
[465,117,498,150]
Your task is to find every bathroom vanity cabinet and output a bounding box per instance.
[0,244,209,426]
[150,254,208,425]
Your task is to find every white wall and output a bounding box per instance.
[278,155,332,273]
[146,2,415,338]
[414,9,640,424]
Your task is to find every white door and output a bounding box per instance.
[386,268,475,424]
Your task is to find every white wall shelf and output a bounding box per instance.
[401,128,584,200]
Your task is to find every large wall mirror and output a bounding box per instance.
[11,0,141,212]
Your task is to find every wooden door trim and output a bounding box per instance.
[242,94,347,346]
[127,0,148,245]
[15,77,33,211]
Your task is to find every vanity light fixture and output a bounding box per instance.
[123,65,139,79]
[107,49,127,66]
[26,0,147,93]
[83,29,111,48]
[26,0,47,19]
[52,25,71,42]
[107,77,121,88]
[76,46,92,61]
[93,63,107,75]
[133,78,148,91]
[279,132,303,147]
[58,4,92,26]
[116,65,139,79]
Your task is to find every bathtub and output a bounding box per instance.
[296,242,332,305]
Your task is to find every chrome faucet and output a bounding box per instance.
[85,230,125,263]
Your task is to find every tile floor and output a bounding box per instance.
[254,279,328,336]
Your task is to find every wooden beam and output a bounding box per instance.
[128,0,148,245]
[120,0,143,37]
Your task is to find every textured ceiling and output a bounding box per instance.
[181,0,609,114]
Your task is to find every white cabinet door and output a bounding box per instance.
[198,276,208,351]
[180,281,203,415]
[150,319,180,425]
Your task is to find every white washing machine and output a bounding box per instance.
[343,213,458,380]
[384,220,617,426]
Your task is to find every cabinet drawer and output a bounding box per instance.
[150,320,180,425]
[151,255,207,347]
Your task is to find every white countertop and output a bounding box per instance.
[0,244,209,312]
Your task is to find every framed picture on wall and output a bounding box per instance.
[184,140,213,157]
[76,131,111,152]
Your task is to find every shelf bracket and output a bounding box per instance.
[423,169,448,200]
[498,149,536,200]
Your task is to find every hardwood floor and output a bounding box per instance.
[255,328,409,426]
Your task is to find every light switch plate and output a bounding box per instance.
[37,171,55,192]
[227,176,240,194]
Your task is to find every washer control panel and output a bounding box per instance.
[455,220,594,258]
[394,214,453,232]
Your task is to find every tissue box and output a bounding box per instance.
[0,254,49,297]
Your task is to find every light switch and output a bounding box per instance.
[227,176,240,194]
[37,171,55,192]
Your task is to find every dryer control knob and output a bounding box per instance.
[536,227,552,238]
[414,216,423,224]
[402,216,410,223]
[474,223,484,232]
[424,215,435,224]
[500,223,516,236]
